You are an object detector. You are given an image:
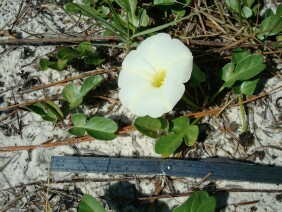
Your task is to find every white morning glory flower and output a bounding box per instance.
[118,33,193,118]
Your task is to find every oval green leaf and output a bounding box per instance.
[223,55,266,87]
[62,84,82,109]
[85,117,118,140]
[221,62,234,87]
[242,6,252,18]
[190,63,206,88]
[184,125,199,146]
[134,116,162,138]
[231,48,251,64]
[80,75,103,97]
[78,194,106,212]
[233,78,259,95]
[172,190,216,212]
[171,116,189,133]
[71,113,87,127]
[155,133,184,155]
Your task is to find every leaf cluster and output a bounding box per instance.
[225,0,261,19]
[256,4,282,40]
[26,75,117,141]
[62,75,103,109]
[134,116,199,156]
[153,0,191,17]
[40,41,104,71]
[221,48,266,95]
[225,1,282,41]
[26,100,64,123]
[69,113,118,140]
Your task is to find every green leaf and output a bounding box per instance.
[159,117,169,132]
[233,78,259,95]
[65,3,82,13]
[257,14,282,39]
[56,59,68,70]
[62,84,83,109]
[84,53,105,65]
[153,0,174,5]
[76,41,94,54]
[68,113,118,140]
[231,48,251,64]
[39,58,55,71]
[184,125,199,146]
[62,75,103,109]
[223,55,266,87]
[57,47,82,60]
[45,100,64,120]
[155,133,184,155]
[134,116,162,138]
[45,106,58,121]
[80,75,103,96]
[225,0,239,13]
[116,0,149,29]
[71,113,87,127]
[246,0,255,7]
[221,63,235,84]
[190,63,206,88]
[172,190,216,212]
[85,117,117,140]
[252,3,261,16]
[171,116,189,133]
[26,102,62,122]
[78,194,106,212]
[26,103,47,116]
[155,116,199,155]
[242,6,252,18]
[277,4,282,16]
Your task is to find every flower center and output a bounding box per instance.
[152,70,166,88]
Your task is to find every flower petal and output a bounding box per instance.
[122,49,155,79]
[163,80,185,109]
[119,82,152,111]
[165,57,193,83]
[151,33,193,68]
[118,69,151,88]
[129,86,171,118]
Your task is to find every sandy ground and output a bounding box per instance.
[0,0,282,211]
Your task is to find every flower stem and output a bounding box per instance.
[238,94,247,132]
[181,95,201,110]
[191,117,201,125]
[210,86,225,104]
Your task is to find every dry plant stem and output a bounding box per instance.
[0,96,60,111]
[0,36,119,45]
[22,68,117,94]
[238,94,247,132]
[1,35,279,51]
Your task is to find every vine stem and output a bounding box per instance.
[238,94,247,132]
[209,86,225,104]
[181,95,201,110]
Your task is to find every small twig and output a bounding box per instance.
[0,36,119,45]
[20,68,117,94]
[0,96,60,111]
[0,109,20,122]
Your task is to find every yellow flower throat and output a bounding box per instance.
[152,70,166,88]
